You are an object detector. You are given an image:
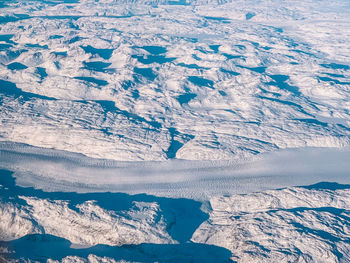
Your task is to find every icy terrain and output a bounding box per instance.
[0,0,350,161]
[192,183,350,262]
[1,142,350,199]
[1,163,350,262]
[1,0,350,262]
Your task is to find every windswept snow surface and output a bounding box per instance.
[1,0,350,262]
[0,0,350,161]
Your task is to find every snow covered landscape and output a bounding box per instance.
[0,0,350,262]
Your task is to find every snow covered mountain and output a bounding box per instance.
[1,0,350,161]
[0,0,350,262]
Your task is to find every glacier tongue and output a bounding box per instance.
[1,142,350,200]
[1,0,350,262]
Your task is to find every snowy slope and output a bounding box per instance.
[192,183,350,262]
[1,0,350,262]
[1,0,350,161]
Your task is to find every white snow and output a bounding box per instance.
[0,197,173,246]
[1,0,350,262]
[0,0,349,161]
[192,185,350,262]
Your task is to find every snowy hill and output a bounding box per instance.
[1,0,349,161]
[1,0,350,262]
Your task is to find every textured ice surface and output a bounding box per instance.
[1,143,350,261]
[0,142,350,200]
[1,0,350,262]
[0,0,350,161]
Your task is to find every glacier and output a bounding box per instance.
[0,0,350,262]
